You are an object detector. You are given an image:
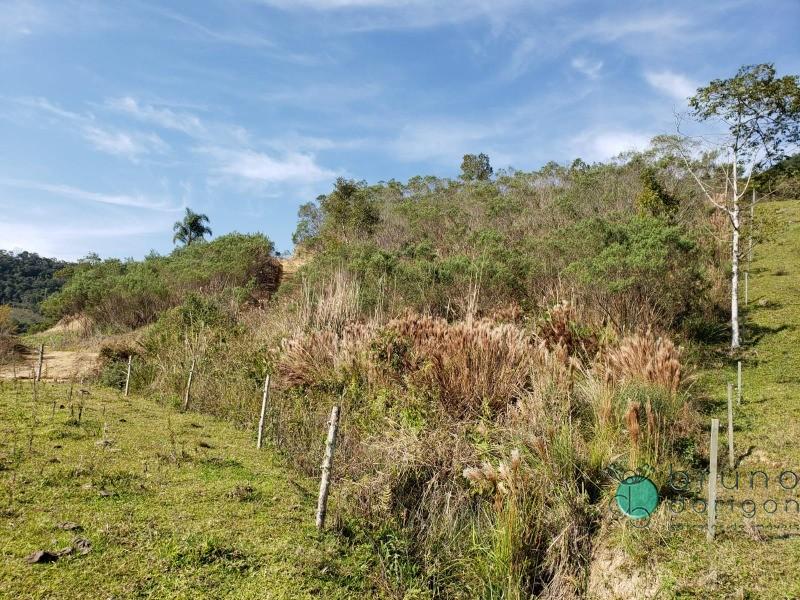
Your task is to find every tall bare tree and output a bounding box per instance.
[679,64,800,349]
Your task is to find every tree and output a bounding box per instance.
[636,166,678,217]
[173,208,212,246]
[682,64,800,349]
[460,153,493,181]
[319,178,380,237]
[292,200,323,247]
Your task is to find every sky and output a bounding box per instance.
[1,0,798,260]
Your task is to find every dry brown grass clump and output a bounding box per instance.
[604,330,684,394]
[277,322,374,389]
[382,314,534,417]
[298,269,361,334]
[538,301,599,358]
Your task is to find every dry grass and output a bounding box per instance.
[98,277,699,599]
[382,314,534,417]
[604,330,684,394]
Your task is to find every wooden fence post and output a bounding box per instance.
[256,374,271,449]
[708,418,719,542]
[316,405,341,531]
[727,383,735,469]
[36,344,44,382]
[182,357,196,412]
[124,355,132,397]
[737,361,742,406]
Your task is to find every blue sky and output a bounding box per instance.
[1,0,798,260]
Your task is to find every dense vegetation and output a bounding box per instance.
[0,250,70,331]
[38,141,728,598]
[42,233,282,331]
[292,145,722,334]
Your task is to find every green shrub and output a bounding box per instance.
[43,234,280,331]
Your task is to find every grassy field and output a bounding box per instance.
[0,381,376,599]
[652,198,800,598]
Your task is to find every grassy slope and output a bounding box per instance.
[0,382,375,599]
[657,199,800,598]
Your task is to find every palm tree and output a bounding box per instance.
[173,208,212,246]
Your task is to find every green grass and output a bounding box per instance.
[654,199,800,598]
[0,381,378,599]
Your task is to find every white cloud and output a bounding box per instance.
[569,130,652,162]
[200,148,336,184]
[571,56,603,79]
[12,97,171,160]
[142,5,276,49]
[502,37,537,81]
[107,97,207,137]
[391,120,495,163]
[15,96,84,121]
[106,96,256,148]
[502,11,694,80]
[0,177,179,211]
[256,0,527,30]
[583,13,690,42]
[644,70,698,102]
[83,126,169,160]
[261,82,383,110]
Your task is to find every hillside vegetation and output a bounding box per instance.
[11,66,800,597]
[42,233,282,331]
[7,158,800,598]
[0,250,70,331]
[30,141,743,598]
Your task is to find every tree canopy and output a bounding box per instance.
[173,208,213,246]
[689,63,800,169]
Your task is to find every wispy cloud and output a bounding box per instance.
[15,96,84,121]
[83,126,169,160]
[571,56,603,79]
[644,70,698,102]
[256,0,528,31]
[199,147,336,184]
[261,82,383,110]
[0,219,172,260]
[141,4,275,48]
[502,37,537,81]
[502,10,694,80]
[106,96,207,137]
[390,120,495,163]
[569,129,652,162]
[0,177,179,211]
[582,13,690,42]
[11,96,172,161]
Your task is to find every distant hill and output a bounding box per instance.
[0,250,70,329]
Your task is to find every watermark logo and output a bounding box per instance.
[615,475,659,521]
[606,464,659,527]
[605,462,800,534]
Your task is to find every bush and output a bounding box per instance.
[43,234,281,331]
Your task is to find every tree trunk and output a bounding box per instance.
[730,161,741,350]
[731,211,740,349]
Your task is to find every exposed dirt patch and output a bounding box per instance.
[0,348,99,381]
[588,541,661,600]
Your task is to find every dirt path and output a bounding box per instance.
[0,348,99,381]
